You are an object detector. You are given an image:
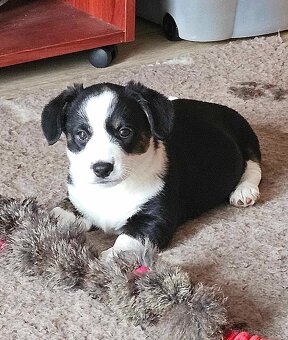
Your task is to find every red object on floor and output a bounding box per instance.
[0,239,5,251]
[224,330,269,340]
[132,266,149,276]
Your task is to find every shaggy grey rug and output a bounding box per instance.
[0,35,287,339]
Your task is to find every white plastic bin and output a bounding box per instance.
[136,0,288,41]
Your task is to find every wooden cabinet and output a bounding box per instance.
[0,0,135,67]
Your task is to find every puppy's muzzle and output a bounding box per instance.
[92,162,114,178]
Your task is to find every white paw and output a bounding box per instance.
[100,235,145,262]
[230,182,260,207]
[51,207,92,230]
[52,207,76,224]
[100,247,115,262]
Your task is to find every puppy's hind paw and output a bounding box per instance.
[229,182,260,208]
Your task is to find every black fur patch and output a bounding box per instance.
[105,92,152,154]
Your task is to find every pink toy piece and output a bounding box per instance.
[224,330,269,340]
[132,266,149,276]
[234,332,251,340]
[0,239,5,251]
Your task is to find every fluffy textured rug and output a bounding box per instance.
[0,35,287,340]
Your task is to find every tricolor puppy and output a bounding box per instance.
[42,82,261,256]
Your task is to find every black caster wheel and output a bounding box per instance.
[163,13,181,41]
[89,45,118,68]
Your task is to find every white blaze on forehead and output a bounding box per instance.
[85,90,116,130]
[84,90,119,162]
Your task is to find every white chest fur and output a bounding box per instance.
[68,174,164,233]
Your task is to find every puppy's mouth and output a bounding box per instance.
[92,169,129,186]
[93,178,123,186]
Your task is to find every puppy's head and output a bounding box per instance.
[41,81,174,185]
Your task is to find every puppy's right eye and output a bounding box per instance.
[76,130,89,142]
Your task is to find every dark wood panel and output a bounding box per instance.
[0,0,127,67]
[64,0,135,41]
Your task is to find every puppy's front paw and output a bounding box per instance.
[51,207,92,230]
[100,247,116,262]
[230,182,260,207]
[52,206,76,223]
[100,234,145,262]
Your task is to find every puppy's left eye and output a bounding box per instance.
[119,127,133,138]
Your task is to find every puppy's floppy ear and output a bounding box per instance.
[41,84,83,145]
[125,81,174,141]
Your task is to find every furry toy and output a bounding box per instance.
[0,196,268,340]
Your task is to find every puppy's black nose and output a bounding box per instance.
[93,162,114,178]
